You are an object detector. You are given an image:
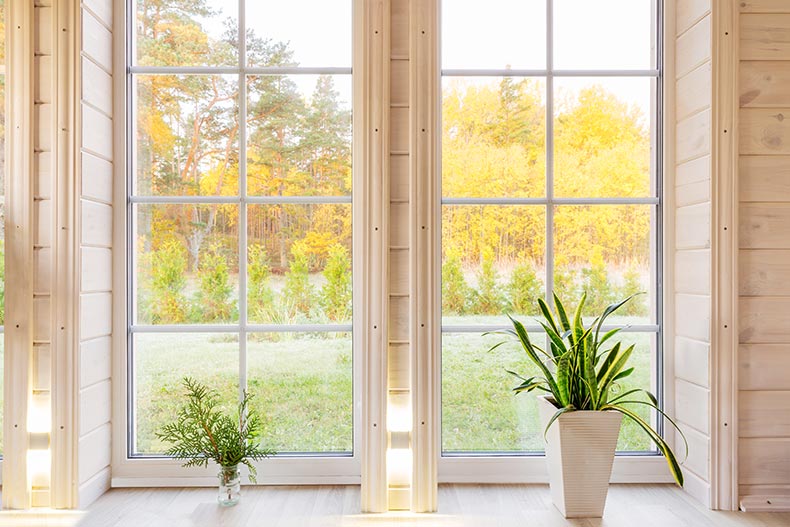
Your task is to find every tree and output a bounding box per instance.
[442,251,471,315]
[472,249,505,315]
[507,262,542,315]
[148,240,189,323]
[283,241,314,318]
[320,245,352,322]
[248,244,276,322]
[192,244,236,322]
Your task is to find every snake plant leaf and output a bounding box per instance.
[599,343,635,398]
[612,367,634,382]
[553,292,571,332]
[543,404,576,441]
[611,399,690,461]
[556,353,571,407]
[596,342,622,383]
[572,292,587,346]
[508,314,561,398]
[538,297,561,336]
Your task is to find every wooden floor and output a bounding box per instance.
[71,485,790,527]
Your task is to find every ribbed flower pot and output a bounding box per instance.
[537,395,623,518]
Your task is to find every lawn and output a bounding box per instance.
[133,328,658,456]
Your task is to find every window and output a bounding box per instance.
[441,0,661,455]
[128,0,353,458]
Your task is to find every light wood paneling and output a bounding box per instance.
[739,249,790,296]
[740,61,790,107]
[389,248,408,295]
[676,180,710,207]
[682,426,711,481]
[740,391,790,437]
[82,57,113,117]
[391,0,408,58]
[391,60,408,106]
[676,108,711,163]
[35,6,52,55]
[78,424,112,485]
[35,199,52,247]
[35,103,52,152]
[677,0,711,36]
[81,200,113,247]
[740,438,790,485]
[675,249,711,295]
[34,247,52,292]
[35,152,52,199]
[741,14,790,61]
[677,61,712,120]
[82,10,112,71]
[739,297,790,343]
[675,336,710,388]
[84,0,111,28]
[82,152,113,204]
[388,296,409,341]
[740,156,790,201]
[740,344,790,390]
[675,293,711,344]
[676,379,711,435]
[80,337,112,389]
[82,104,113,159]
[741,0,790,12]
[80,380,112,435]
[388,343,409,391]
[80,293,113,340]
[389,203,409,247]
[675,202,711,249]
[34,56,52,103]
[675,154,710,187]
[390,106,408,152]
[676,15,711,78]
[390,155,409,201]
[740,203,790,248]
[81,247,112,292]
[740,108,790,155]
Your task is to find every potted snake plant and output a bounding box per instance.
[491,293,686,518]
[157,377,276,506]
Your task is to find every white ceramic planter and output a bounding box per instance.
[537,395,623,518]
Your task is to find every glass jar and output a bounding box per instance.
[218,464,241,506]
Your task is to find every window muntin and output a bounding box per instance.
[128,0,353,457]
[440,0,661,454]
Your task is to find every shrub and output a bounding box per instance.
[149,240,189,323]
[619,264,648,317]
[507,261,542,314]
[472,249,505,315]
[193,244,236,323]
[320,244,351,322]
[442,251,471,315]
[580,248,616,313]
[248,244,276,322]
[552,256,578,300]
[283,241,314,318]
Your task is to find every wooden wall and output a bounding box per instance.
[674,0,713,508]
[738,0,790,507]
[77,0,114,508]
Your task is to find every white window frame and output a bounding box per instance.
[435,0,676,483]
[111,0,378,486]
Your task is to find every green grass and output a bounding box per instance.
[134,330,657,456]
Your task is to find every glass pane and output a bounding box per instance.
[246,0,351,68]
[247,75,351,197]
[247,204,352,324]
[442,77,546,198]
[443,332,543,452]
[134,75,239,197]
[134,204,239,324]
[442,205,546,325]
[132,333,239,455]
[247,333,352,453]
[442,331,657,453]
[553,205,653,324]
[442,0,546,70]
[553,0,654,70]
[135,0,238,67]
[554,77,653,198]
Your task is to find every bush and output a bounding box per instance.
[320,244,351,322]
[472,249,505,315]
[619,264,648,316]
[192,244,236,323]
[248,244,276,322]
[442,251,471,315]
[580,248,616,313]
[149,241,189,323]
[553,256,578,300]
[507,261,542,314]
[283,241,314,318]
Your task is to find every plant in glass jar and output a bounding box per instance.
[157,377,276,507]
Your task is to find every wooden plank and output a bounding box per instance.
[677,0,711,36]
[82,57,112,117]
[35,103,52,152]
[78,467,111,509]
[80,380,111,436]
[674,335,710,388]
[78,424,111,485]
[675,202,711,250]
[35,198,51,247]
[675,293,711,342]
[34,56,52,104]
[740,108,790,154]
[739,156,790,201]
[676,180,710,207]
[676,378,710,435]
[82,104,113,159]
[82,10,112,72]
[741,0,790,13]
[676,108,711,163]
[84,0,112,28]
[739,391,790,437]
[741,14,790,60]
[739,296,790,343]
[389,248,408,296]
[740,344,790,390]
[391,60,408,107]
[388,295,409,341]
[82,152,113,204]
[679,426,710,481]
[740,438,790,485]
[35,152,52,199]
[390,155,409,202]
[740,203,790,249]
[391,0,408,58]
[675,154,710,187]
[33,296,51,342]
[740,61,790,107]
[675,249,711,295]
[81,200,112,247]
[34,247,52,292]
[676,61,711,121]
[390,106,408,153]
[35,6,52,55]
[739,249,790,295]
[676,15,711,79]
[389,202,409,247]
[387,342,409,391]
[80,336,112,389]
[81,247,112,292]
[80,293,112,341]
[33,345,52,391]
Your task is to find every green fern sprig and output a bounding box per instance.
[156,377,276,483]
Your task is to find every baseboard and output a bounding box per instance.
[740,495,790,512]
[79,466,112,508]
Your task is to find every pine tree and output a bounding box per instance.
[320,244,352,322]
[442,251,471,315]
[283,241,314,318]
[507,262,543,315]
[193,244,236,323]
[248,244,276,322]
[473,249,505,315]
